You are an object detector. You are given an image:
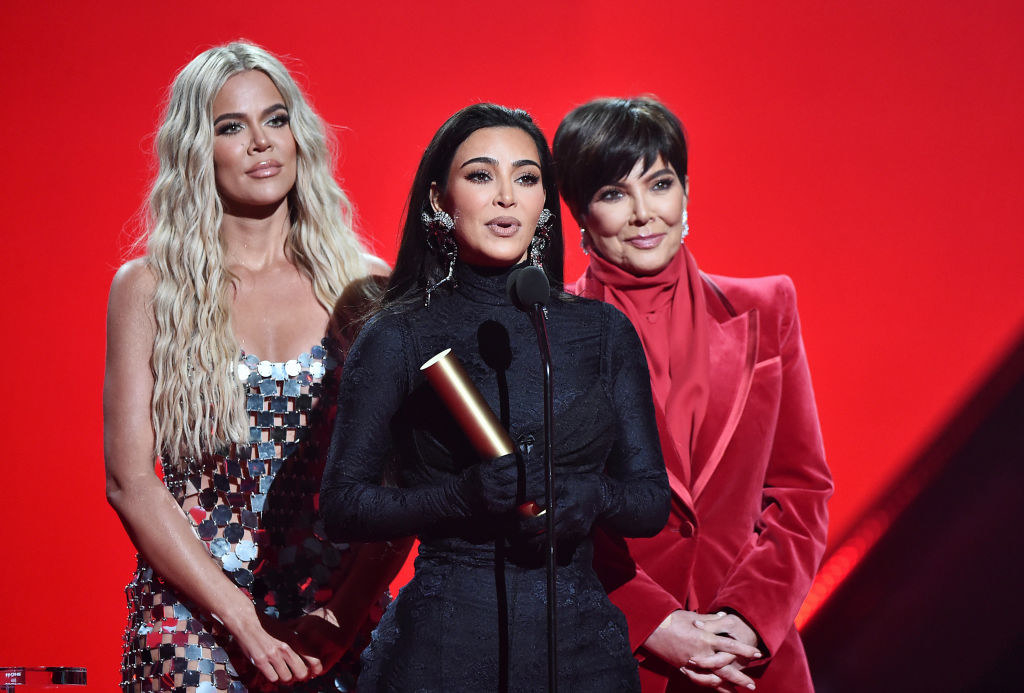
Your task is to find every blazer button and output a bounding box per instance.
[677,521,694,537]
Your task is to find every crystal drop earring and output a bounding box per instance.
[530,209,554,267]
[421,209,458,306]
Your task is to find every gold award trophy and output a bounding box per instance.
[421,349,542,515]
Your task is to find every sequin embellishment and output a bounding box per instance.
[120,341,368,692]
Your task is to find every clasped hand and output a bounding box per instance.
[458,452,523,515]
[459,454,608,550]
[230,612,324,692]
[517,473,605,545]
[242,608,355,691]
[645,610,762,691]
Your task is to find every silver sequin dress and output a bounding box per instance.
[121,341,382,692]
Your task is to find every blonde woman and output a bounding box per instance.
[104,42,406,692]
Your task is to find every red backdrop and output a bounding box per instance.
[2,1,1022,687]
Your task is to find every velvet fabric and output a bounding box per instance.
[578,247,710,493]
[575,251,833,693]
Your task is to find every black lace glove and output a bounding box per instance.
[452,452,522,516]
[518,472,607,546]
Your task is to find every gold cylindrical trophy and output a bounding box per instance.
[421,349,543,516]
[420,348,514,458]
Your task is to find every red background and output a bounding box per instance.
[2,1,1022,687]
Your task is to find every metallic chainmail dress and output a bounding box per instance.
[121,340,382,692]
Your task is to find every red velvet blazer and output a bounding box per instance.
[590,273,833,693]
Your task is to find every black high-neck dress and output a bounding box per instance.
[321,262,669,692]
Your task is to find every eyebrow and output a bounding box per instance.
[597,167,676,193]
[641,167,675,181]
[459,156,541,169]
[213,103,288,126]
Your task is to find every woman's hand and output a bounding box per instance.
[231,605,319,687]
[458,453,521,515]
[686,612,761,692]
[518,473,604,545]
[644,610,760,690]
[283,607,354,674]
[684,663,754,693]
[697,611,759,650]
[299,537,412,668]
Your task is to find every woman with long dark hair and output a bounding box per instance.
[320,103,670,691]
[554,96,832,692]
[104,42,408,692]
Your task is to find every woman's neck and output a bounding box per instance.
[220,199,292,271]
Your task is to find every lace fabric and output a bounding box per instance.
[322,263,670,691]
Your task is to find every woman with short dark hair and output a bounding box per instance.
[555,96,832,692]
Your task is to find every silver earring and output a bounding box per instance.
[422,209,455,239]
[530,209,555,267]
[421,210,458,306]
[579,227,589,256]
[680,209,689,242]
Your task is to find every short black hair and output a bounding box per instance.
[553,96,688,217]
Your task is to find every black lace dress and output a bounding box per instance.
[320,263,669,692]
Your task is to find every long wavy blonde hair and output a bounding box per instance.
[145,41,370,466]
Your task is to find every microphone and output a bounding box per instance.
[507,263,559,692]
[506,265,550,310]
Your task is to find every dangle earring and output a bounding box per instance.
[529,209,555,267]
[680,208,690,242]
[579,227,589,256]
[421,209,458,307]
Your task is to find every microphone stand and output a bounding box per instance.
[525,300,557,693]
[507,265,558,691]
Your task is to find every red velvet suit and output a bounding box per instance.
[586,272,833,692]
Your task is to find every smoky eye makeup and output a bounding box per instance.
[265,110,290,127]
[215,120,243,136]
[594,186,624,203]
[465,169,494,183]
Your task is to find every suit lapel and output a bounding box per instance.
[691,297,759,501]
[653,400,697,521]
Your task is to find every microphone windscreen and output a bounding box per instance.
[506,265,550,309]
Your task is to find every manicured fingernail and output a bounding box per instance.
[694,620,705,628]
[747,684,756,690]
[716,611,726,616]
[754,651,762,658]
[687,658,697,666]
[679,666,690,674]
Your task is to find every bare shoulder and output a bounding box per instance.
[110,257,156,302]
[362,253,391,278]
[107,257,157,331]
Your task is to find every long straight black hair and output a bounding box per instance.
[386,103,564,308]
